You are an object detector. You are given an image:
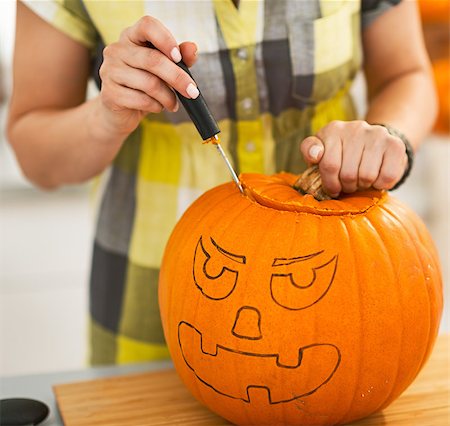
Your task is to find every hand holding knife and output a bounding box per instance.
[147,42,244,194]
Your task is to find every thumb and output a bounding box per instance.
[179,41,198,67]
[300,136,324,165]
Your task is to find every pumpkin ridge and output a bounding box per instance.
[334,217,365,424]
[379,204,439,371]
[374,204,432,410]
[370,209,405,413]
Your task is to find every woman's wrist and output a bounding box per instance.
[87,96,134,147]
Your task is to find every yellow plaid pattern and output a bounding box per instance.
[23,0,400,365]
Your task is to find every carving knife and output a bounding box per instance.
[148,43,244,194]
[173,60,244,194]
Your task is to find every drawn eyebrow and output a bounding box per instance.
[210,237,246,264]
[272,250,324,267]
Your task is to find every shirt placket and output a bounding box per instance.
[214,0,265,173]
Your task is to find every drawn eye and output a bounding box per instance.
[270,251,338,310]
[193,236,246,300]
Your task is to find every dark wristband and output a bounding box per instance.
[373,123,415,190]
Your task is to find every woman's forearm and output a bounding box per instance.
[365,68,437,150]
[7,95,129,189]
[9,4,199,190]
[362,1,437,151]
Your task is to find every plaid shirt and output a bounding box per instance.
[24,0,401,365]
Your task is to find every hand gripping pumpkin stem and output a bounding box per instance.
[293,165,332,201]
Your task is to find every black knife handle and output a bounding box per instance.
[146,43,220,141]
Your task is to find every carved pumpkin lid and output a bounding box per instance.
[240,173,386,216]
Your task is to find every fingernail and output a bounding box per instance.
[186,83,199,99]
[309,145,323,161]
[172,100,179,112]
[170,47,182,63]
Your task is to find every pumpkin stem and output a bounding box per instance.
[293,166,332,201]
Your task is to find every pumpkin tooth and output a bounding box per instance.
[276,348,303,368]
[246,387,272,405]
[200,335,218,356]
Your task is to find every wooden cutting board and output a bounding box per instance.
[54,334,449,426]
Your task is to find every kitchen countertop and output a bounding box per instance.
[0,360,173,425]
[1,334,448,426]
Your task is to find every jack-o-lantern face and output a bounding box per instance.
[159,173,442,425]
[179,235,340,404]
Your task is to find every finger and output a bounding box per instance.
[121,44,199,99]
[358,146,383,189]
[179,41,198,67]
[112,66,178,112]
[103,82,163,113]
[339,139,364,193]
[300,136,324,165]
[318,135,343,197]
[126,16,182,64]
[373,141,407,190]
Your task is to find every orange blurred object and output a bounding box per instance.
[418,0,450,23]
[419,0,449,134]
[432,58,449,133]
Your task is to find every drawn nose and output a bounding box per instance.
[232,306,262,340]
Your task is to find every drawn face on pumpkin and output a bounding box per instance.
[177,235,341,404]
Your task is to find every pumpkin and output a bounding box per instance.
[419,0,449,134]
[418,0,449,23]
[159,172,443,425]
[432,58,449,134]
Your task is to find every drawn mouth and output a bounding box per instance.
[178,321,341,404]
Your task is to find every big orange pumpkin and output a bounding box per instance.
[419,0,449,23]
[431,58,449,134]
[419,0,450,134]
[159,172,443,425]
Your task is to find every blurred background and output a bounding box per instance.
[0,0,449,377]
[0,1,92,376]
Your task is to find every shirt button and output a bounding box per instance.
[236,48,248,60]
[245,141,256,152]
[241,97,253,110]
